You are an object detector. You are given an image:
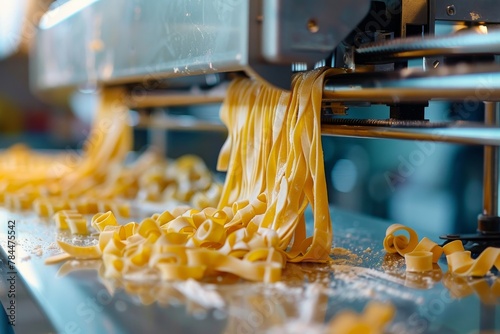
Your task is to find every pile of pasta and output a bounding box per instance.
[0,88,221,217]
[0,88,130,213]
[383,224,500,276]
[47,67,340,283]
[136,154,222,209]
[0,144,79,207]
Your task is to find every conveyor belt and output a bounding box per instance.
[1,207,499,333]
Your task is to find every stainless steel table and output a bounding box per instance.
[1,207,499,334]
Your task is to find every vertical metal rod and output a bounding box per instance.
[148,109,168,156]
[482,102,499,217]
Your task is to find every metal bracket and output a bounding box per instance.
[440,102,500,251]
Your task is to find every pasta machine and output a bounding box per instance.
[32,0,500,248]
[0,1,498,333]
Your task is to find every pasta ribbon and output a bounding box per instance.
[56,241,101,259]
[99,209,285,282]
[217,68,342,262]
[1,88,221,220]
[383,224,419,255]
[414,237,443,263]
[404,251,433,272]
[54,210,89,235]
[383,224,443,272]
[91,211,119,232]
[383,224,500,278]
[443,241,500,277]
[47,68,342,282]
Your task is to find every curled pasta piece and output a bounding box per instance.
[383,224,444,272]
[34,198,70,218]
[54,210,89,235]
[44,252,72,265]
[101,235,126,256]
[138,218,162,238]
[383,224,500,278]
[445,243,500,277]
[92,211,119,232]
[154,210,175,226]
[185,248,283,282]
[404,251,433,272]
[47,69,342,282]
[191,220,226,248]
[414,237,443,263]
[54,210,72,230]
[383,224,419,255]
[56,240,101,259]
[442,240,464,256]
[163,216,196,234]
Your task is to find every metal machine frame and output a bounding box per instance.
[32,0,500,248]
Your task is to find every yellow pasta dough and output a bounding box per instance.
[383,223,500,277]
[414,237,443,263]
[383,224,419,255]
[56,240,101,259]
[0,88,132,215]
[404,251,433,272]
[48,68,340,282]
[444,241,500,276]
[54,210,89,235]
[1,89,221,219]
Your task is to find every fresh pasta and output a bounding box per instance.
[0,88,221,217]
[47,68,341,282]
[383,224,419,256]
[383,223,500,276]
[0,88,131,214]
[217,69,337,263]
[443,240,500,276]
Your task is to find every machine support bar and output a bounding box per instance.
[478,102,500,233]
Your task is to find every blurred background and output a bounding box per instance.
[0,0,484,238]
[0,0,87,150]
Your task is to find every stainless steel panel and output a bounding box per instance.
[32,0,370,94]
[32,0,291,93]
[435,0,500,23]
[262,0,370,63]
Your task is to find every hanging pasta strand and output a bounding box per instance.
[49,68,344,282]
[59,87,132,194]
[218,68,341,262]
